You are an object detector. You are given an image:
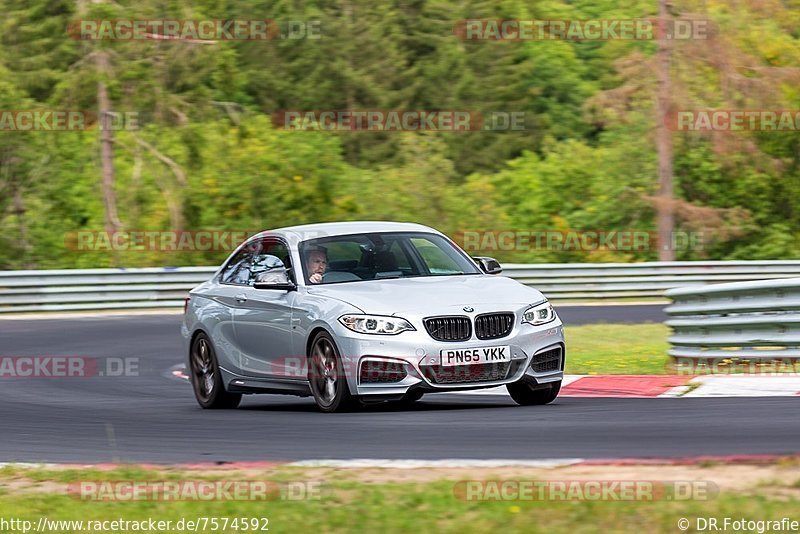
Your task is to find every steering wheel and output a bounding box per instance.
[320,271,362,283]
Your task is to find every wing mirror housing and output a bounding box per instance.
[253,268,297,291]
[473,256,503,275]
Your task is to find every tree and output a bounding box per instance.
[655,0,674,260]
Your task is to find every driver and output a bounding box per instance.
[306,247,328,284]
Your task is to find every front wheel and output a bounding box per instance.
[308,331,360,413]
[507,380,560,406]
[189,333,241,409]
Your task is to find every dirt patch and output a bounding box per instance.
[3,463,799,497]
[291,464,800,492]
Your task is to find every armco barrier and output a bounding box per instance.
[665,278,800,360]
[3,261,800,313]
[0,267,216,313]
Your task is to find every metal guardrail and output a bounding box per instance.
[505,260,800,300]
[665,278,800,361]
[0,267,217,313]
[3,261,800,313]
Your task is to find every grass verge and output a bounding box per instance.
[0,465,798,533]
[564,323,671,375]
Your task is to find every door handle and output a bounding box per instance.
[235,294,248,303]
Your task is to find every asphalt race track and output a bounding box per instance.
[1,306,797,464]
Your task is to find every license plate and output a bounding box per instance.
[440,346,511,367]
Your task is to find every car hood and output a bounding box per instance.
[306,275,546,316]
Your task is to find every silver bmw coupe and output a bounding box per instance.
[182,221,565,412]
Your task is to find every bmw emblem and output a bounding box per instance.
[463,306,474,312]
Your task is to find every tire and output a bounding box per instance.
[308,331,360,413]
[189,332,242,409]
[507,380,561,406]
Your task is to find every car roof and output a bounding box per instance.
[251,221,443,247]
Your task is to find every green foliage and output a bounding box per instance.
[1,0,800,269]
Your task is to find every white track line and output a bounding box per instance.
[0,310,183,320]
[166,366,800,397]
[0,301,666,320]
[0,463,61,469]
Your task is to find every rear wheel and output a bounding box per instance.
[507,380,560,406]
[189,333,241,409]
[308,331,359,413]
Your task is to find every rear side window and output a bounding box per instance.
[220,239,290,286]
[220,246,256,285]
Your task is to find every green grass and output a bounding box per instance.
[0,467,798,533]
[564,323,671,375]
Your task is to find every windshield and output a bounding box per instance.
[299,232,481,285]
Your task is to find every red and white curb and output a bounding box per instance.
[673,375,800,397]
[460,374,800,398]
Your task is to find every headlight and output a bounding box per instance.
[339,314,416,335]
[522,301,556,326]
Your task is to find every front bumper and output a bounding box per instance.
[331,319,566,398]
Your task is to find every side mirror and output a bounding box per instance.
[473,256,502,275]
[253,268,296,291]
